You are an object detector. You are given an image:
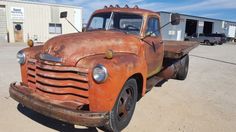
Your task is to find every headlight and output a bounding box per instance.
[17,50,25,64]
[93,64,108,83]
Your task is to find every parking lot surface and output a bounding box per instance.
[0,43,236,132]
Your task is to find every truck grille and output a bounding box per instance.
[26,59,89,104]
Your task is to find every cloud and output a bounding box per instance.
[163,0,236,12]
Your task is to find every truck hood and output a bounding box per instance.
[41,31,140,66]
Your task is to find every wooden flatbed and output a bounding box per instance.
[164,41,199,59]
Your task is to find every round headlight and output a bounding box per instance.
[93,65,108,83]
[17,50,25,64]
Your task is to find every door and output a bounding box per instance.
[177,30,182,41]
[13,22,23,42]
[143,17,164,77]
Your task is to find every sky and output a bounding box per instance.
[24,0,236,22]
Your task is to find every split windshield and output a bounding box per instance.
[87,12,143,35]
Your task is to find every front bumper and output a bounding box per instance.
[9,82,109,127]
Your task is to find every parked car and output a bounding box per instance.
[185,33,221,46]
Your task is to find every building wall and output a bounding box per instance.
[0,0,82,43]
[160,12,186,41]
[0,5,7,43]
[160,12,236,41]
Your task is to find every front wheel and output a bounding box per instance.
[103,79,138,132]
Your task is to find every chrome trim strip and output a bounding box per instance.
[40,53,62,63]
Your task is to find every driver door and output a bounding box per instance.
[143,17,164,77]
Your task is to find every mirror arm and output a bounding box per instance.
[159,21,171,31]
[64,18,80,33]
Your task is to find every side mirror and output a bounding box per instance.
[171,13,180,25]
[60,11,67,18]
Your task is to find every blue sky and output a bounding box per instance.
[26,0,236,22]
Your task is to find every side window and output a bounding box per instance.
[146,17,160,36]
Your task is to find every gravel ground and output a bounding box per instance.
[0,42,236,132]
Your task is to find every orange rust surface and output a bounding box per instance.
[11,7,198,124]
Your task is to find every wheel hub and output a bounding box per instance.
[117,87,134,120]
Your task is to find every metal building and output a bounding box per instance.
[159,11,236,41]
[0,0,82,43]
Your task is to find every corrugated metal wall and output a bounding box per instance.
[160,12,236,41]
[51,6,59,23]
[0,5,7,43]
[0,1,82,43]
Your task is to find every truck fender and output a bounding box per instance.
[77,53,147,112]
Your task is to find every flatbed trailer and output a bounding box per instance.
[164,41,199,59]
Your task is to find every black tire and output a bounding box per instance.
[103,79,138,132]
[204,40,210,45]
[176,55,189,80]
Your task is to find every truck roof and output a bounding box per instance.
[93,5,158,16]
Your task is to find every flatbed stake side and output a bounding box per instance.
[10,6,198,132]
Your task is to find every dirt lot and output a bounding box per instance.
[0,43,236,132]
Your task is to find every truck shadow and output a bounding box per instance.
[17,104,99,132]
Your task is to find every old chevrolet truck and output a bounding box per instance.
[10,5,198,132]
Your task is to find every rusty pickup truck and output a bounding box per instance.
[10,5,198,132]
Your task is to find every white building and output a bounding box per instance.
[0,0,82,43]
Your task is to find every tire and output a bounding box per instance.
[204,40,210,45]
[176,55,189,80]
[103,79,138,132]
[218,41,223,45]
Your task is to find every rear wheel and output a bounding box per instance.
[204,40,210,45]
[103,79,138,132]
[176,55,189,80]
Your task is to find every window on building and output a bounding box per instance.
[49,23,62,34]
[146,17,160,36]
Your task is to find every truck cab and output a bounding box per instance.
[10,5,198,132]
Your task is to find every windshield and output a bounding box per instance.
[87,12,143,35]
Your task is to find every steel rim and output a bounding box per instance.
[116,86,134,122]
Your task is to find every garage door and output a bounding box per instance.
[0,6,7,43]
